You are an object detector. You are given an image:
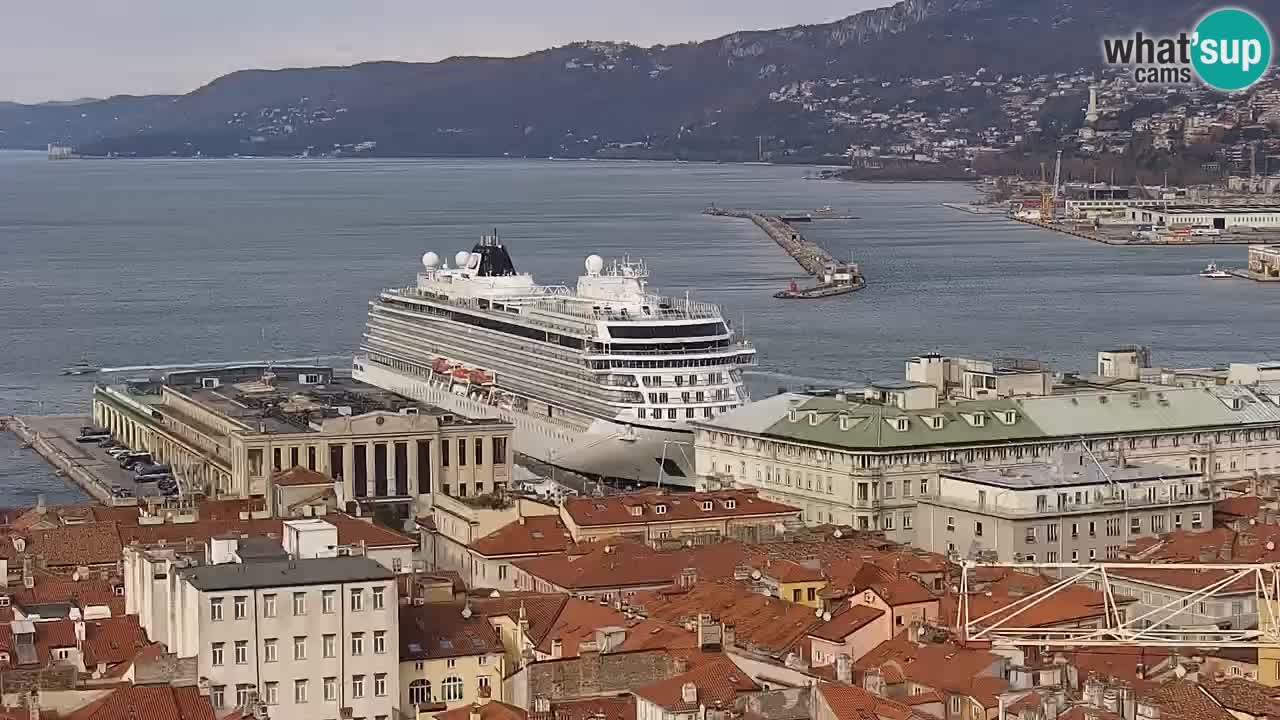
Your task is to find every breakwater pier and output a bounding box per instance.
[1,415,139,505]
[703,206,865,298]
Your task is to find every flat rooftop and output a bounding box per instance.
[942,457,1198,489]
[179,555,393,591]
[1153,205,1280,215]
[106,364,498,435]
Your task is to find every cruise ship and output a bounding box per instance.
[353,233,756,485]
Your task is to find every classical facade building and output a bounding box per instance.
[92,364,513,520]
[694,383,1280,540]
[125,525,399,720]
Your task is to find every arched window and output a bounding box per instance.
[442,675,464,702]
[408,679,432,706]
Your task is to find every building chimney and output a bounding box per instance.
[682,683,697,705]
[75,619,86,650]
[836,654,853,684]
[469,704,482,720]
[673,656,690,674]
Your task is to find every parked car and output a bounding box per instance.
[97,437,120,449]
[108,448,132,459]
[135,473,172,484]
[76,431,110,444]
[119,452,151,469]
[133,463,171,477]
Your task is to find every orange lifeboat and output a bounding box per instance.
[469,369,493,385]
[431,358,451,374]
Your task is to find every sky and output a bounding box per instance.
[3,0,885,103]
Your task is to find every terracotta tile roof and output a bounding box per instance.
[562,489,799,528]
[902,690,942,707]
[400,602,505,660]
[1060,646,1174,687]
[7,523,126,568]
[810,604,884,642]
[851,565,936,607]
[633,654,759,712]
[1139,679,1233,720]
[435,701,528,720]
[1214,495,1263,520]
[513,540,745,591]
[60,684,216,720]
[1200,677,1280,717]
[764,559,825,584]
[0,615,154,671]
[11,570,124,615]
[542,696,636,720]
[633,581,820,659]
[1057,707,1124,720]
[469,592,568,648]
[115,510,414,550]
[942,571,1131,627]
[817,681,931,720]
[854,632,1003,700]
[271,466,333,487]
[470,516,577,558]
[534,598,694,657]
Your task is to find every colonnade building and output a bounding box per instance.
[92,364,513,521]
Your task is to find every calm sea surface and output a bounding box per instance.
[2,152,1277,501]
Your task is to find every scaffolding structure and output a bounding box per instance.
[959,561,1280,648]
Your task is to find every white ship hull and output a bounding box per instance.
[355,361,698,486]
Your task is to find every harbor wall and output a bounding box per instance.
[1,415,113,503]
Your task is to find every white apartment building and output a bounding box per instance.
[126,522,399,720]
[694,383,1280,538]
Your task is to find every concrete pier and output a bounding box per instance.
[704,207,843,276]
[2,415,142,505]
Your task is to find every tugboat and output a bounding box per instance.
[1199,262,1231,279]
[774,263,866,299]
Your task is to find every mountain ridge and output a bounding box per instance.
[1,0,1273,159]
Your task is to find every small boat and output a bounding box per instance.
[815,205,834,214]
[60,359,100,376]
[1199,263,1231,279]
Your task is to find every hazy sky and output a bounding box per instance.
[3,0,884,103]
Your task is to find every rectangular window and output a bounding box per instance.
[373,586,385,610]
[233,640,247,665]
[321,589,335,614]
[236,684,252,708]
[475,438,484,466]
[946,516,955,531]
[352,675,365,699]
[263,681,278,705]
[374,630,387,654]
[975,521,984,537]
[1192,512,1203,529]
[210,597,223,622]
[902,512,913,530]
[1071,522,1079,538]
[211,642,224,666]
[263,638,278,663]
[293,591,306,616]
[211,686,225,708]
[1131,516,1141,533]
[1047,551,1058,563]
[492,436,507,464]
[294,636,307,661]
[350,588,364,611]
[233,595,246,620]
[323,677,337,702]
[442,439,450,467]
[1047,523,1059,542]
[883,514,895,530]
[323,634,336,659]
[1105,518,1120,537]
[262,594,277,618]
[294,679,308,704]
[374,673,388,697]
[459,439,467,466]
[351,632,364,656]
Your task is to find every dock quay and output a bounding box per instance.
[1,414,142,505]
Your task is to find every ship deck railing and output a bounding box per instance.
[586,343,755,357]
[393,286,724,322]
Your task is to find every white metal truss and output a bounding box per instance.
[959,561,1280,648]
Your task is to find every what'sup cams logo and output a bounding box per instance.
[1103,7,1272,91]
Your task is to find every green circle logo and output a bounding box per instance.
[1192,8,1272,91]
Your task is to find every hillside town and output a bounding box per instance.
[5,347,1280,719]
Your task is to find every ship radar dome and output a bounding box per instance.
[585,254,605,275]
[421,252,440,269]
[455,251,472,268]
